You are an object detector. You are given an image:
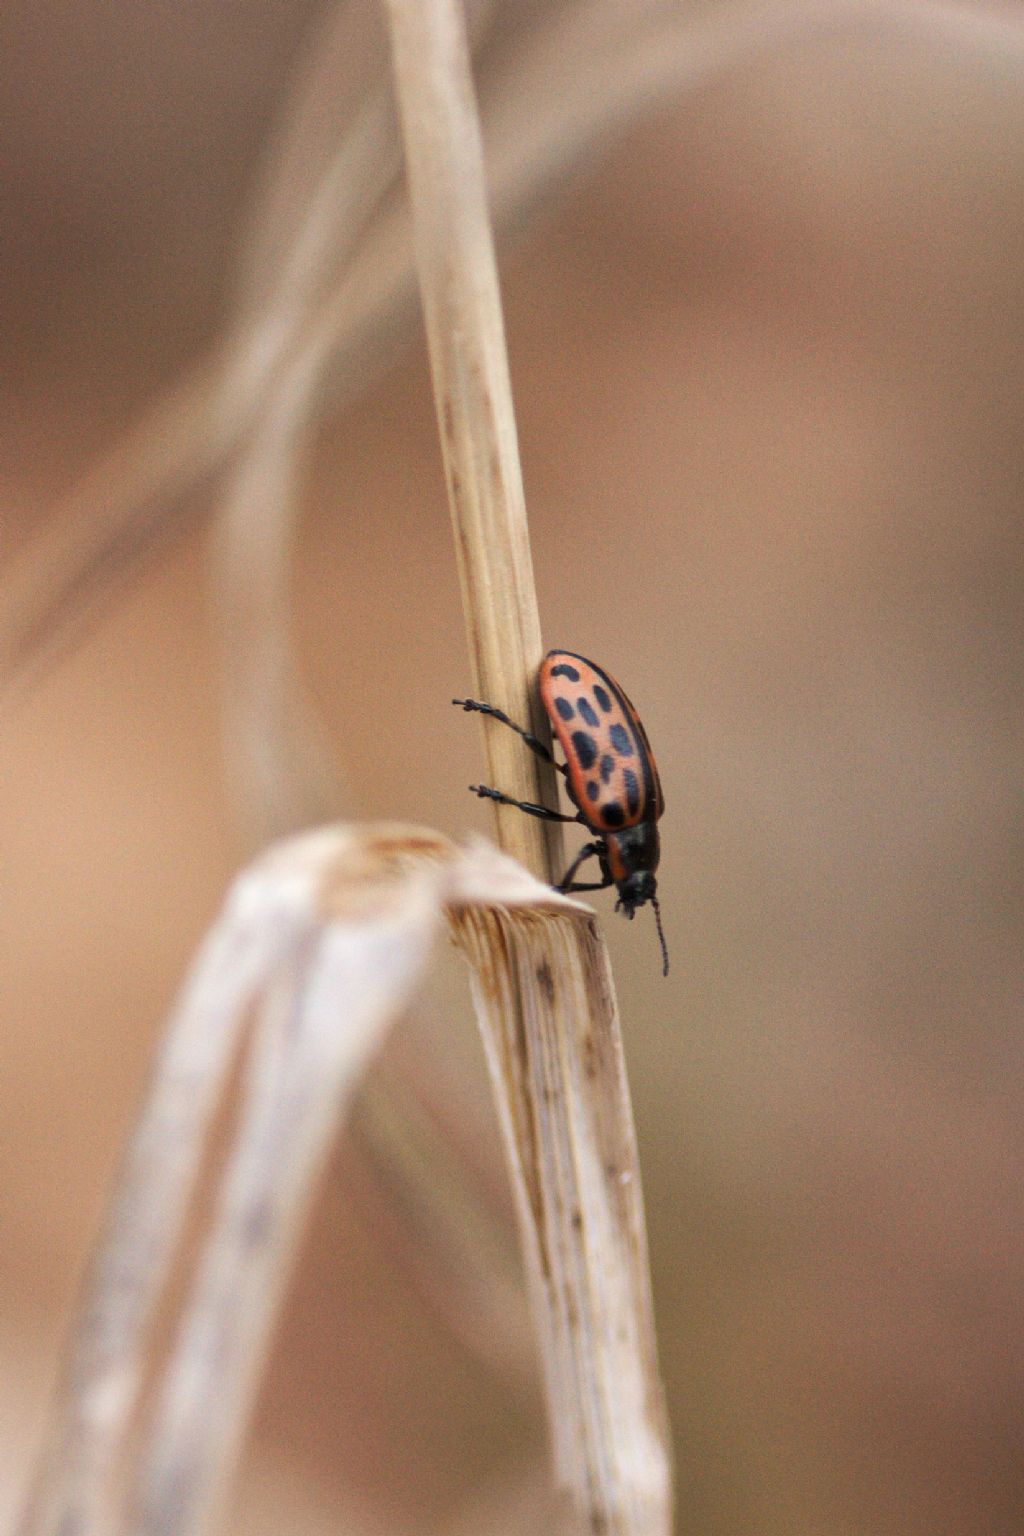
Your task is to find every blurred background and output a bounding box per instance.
[2,2,1022,1533]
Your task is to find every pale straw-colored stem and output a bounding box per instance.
[14,828,659,1536]
[383,0,562,886]
[383,4,672,1531]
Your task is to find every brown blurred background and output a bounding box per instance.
[2,2,1023,1533]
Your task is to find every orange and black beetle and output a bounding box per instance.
[454,649,668,975]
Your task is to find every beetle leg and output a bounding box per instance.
[556,840,606,890]
[469,784,580,823]
[454,698,568,776]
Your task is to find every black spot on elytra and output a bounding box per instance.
[599,753,615,784]
[577,696,599,727]
[623,767,640,816]
[602,801,626,828]
[609,722,633,756]
[593,684,612,713]
[551,662,580,682]
[585,780,599,802]
[571,730,597,770]
[553,696,574,721]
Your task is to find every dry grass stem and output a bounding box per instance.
[17,826,601,1536]
[453,907,672,1535]
[383,0,561,884]
[384,2,670,1530]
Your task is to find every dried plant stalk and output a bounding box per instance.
[17,826,636,1536]
[16,828,443,1536]
[383,0,561,884]
[453,908,671,1534]
[383,3,672,1531]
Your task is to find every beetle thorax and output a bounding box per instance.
[606,822,660,889]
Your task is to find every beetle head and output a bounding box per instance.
[614,872,668,977]
[614,870,657,917]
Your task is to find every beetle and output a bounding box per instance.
[454,649,668,975]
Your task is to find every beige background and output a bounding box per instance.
[2,3,1022,1533]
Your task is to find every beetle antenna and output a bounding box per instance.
[651,896,669,977]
